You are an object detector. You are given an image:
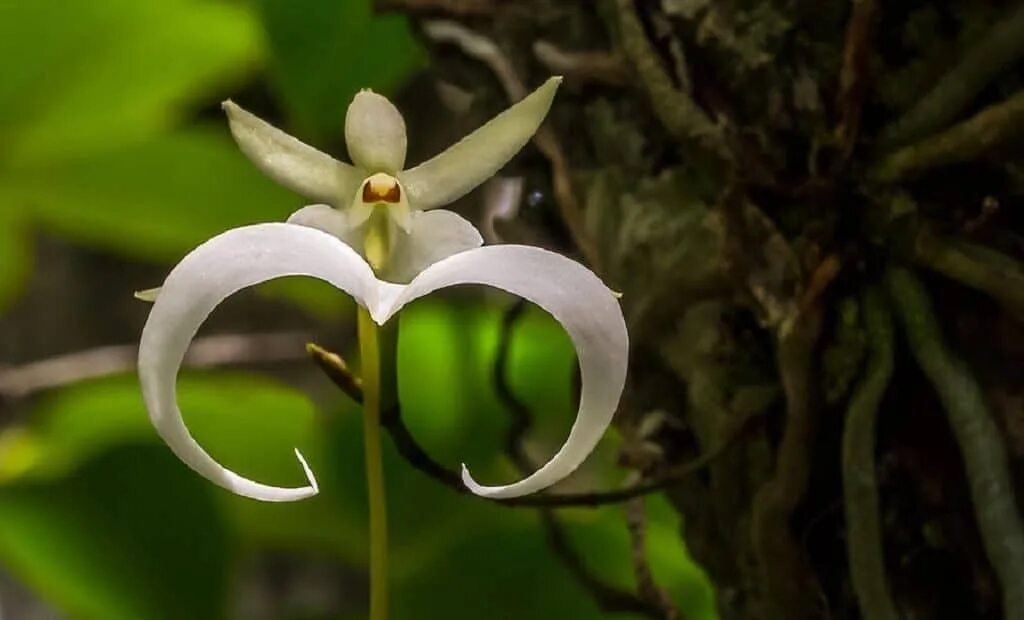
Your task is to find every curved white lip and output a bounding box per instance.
[139,223,627,502]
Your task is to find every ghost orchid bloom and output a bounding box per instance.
[138,78,628,504]
[223,77,560,282]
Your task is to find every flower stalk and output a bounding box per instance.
[358,306,389,620]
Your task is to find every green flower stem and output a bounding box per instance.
[358,306,389,620]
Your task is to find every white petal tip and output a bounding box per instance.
[294,448,320,495]
[459,463,484,493]
[221,99,235,111]
[611,289,623,299]
[460,463,503,498]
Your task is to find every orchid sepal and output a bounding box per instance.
[398,76,562,210]
[224,78,561,281]
[223,100,364,206]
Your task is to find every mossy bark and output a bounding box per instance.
[388,0,1024,617]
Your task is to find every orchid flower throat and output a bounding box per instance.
[355,172,410,271]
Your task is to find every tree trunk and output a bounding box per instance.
[385,1,1024,618]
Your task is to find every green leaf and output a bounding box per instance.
[506,304,578,437]
[3,372,319,486]
[394,508,627,620]
[6,129,353,314]
[6,130,300,263]
[0,0,261,166]
[397,300,474,450]
[0,370,373,562]
[256,277,355,322]
[0,445,229,620]
[646,496,720,620]
[257,0,425,139]
[0,209,31,311]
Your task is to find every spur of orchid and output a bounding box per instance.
[137,77,628,508]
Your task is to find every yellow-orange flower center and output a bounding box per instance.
[362,173,401,204]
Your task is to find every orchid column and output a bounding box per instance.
[137,77,628,620]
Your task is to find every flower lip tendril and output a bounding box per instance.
[137,75,629,504]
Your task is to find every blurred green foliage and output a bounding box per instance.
[0,302,718,619]
[0,0,716,618]
[257,0,425,139]
[0,0,422,315]
[0,0,269,305]
[0,446,229,620]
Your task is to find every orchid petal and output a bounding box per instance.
[287,204,364,250]
[139,223,381,502]
[373,245,627,498]
[399,77,561,210]
[389,187,414,234]
[385,209,483,283]
[223,101,363,205]
[347,199,376,230]
[345,90,407,174]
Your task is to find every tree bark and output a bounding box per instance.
[388,1,1024,617]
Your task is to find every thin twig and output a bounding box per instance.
[307,340,731,509]
[872,90,1024,182]
[311,337,730,507]
[421,20,600,268]
[493,300,532,473]
[835,0,879,160]
[876,2,1024,149]
[491,302,662,618]
[306,343,362,403]
[886,266,1024,619]
[532,40,629,87]
[626,497,682,619]
[0,332,310,398]
[842,286,899,620]
[422,20,524,100]
[481,176,525,244]
[750,306,824,620]
[375,0,495,15]
[538,510,661,617]
[798,254,842,315]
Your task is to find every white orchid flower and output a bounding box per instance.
[223,77,560,282]
[138,79,628,503]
